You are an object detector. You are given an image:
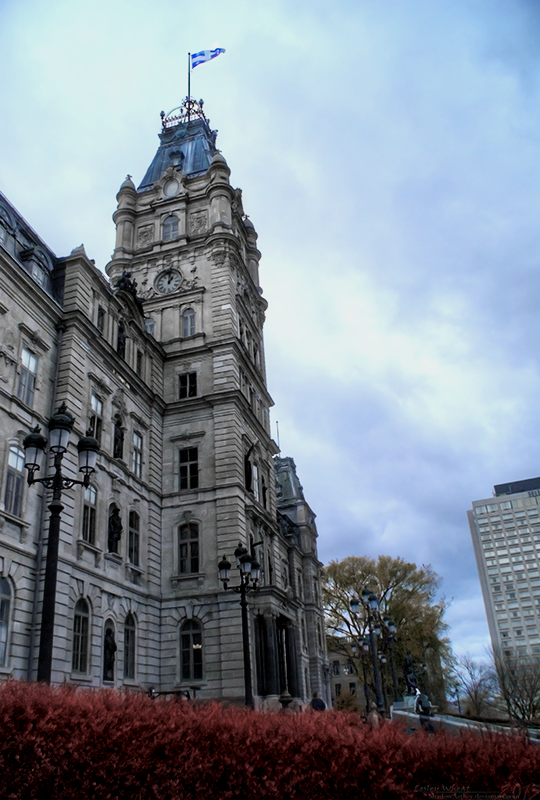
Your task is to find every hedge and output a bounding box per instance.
[1,681,539,799]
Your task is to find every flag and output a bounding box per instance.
[191,48,226,69]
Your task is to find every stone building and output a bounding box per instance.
[0,98,329,703]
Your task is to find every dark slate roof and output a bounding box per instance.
[0,191,61,301]
[138,115,217,191]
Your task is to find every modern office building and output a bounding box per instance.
[468,477,540,656]
[0,97,329,703]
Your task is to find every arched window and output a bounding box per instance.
[182,308,195,338]
[72,599,90,674]
[0,577,11,667]
[180,620,203,681]
[128,511,140,566]
[163,215,178,242]
[124,613,136,680]
[3,445,24,517]
[179,523,199,574]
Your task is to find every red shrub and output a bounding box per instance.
[1,681,539,799]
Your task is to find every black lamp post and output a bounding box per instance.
[383,616,400,702]
[218,543,260,708]
[454,684,462,714]
[23,403,99,684]
[352,638,371,712]
[350,591,385,712]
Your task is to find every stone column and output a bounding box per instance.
[263,613,280,696]
[285,623,301,698]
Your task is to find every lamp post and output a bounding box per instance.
[454,684,462,714]
[383,616,400,702]
[23,403,99,684]
[218,543,260,708]
[350,591,385,712]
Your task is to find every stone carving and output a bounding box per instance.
[190,211,207,236]
[0,327,16,383]
[137,226,154,248]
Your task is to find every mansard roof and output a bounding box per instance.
[0,191,60,301]
[138,98,218,191]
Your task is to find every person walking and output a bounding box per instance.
[310,691,326,711]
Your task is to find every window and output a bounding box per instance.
[0,577,11,667]
[82,485,97,545]
[132,432,142,478]
[128,511,140,566]
[182,308,195,338]
[349,683,356,694]
[136,350,143,377]
[117,322,127,359]
[124,613,136,680]
[113,416,124,459]
[179,448,198,490]
[163,215,178,241]
[252,463,260,502]
[17,348,38,407]
[179,372,197,399]
[179,523,199,573]
[3,445,24,517]
[72,599,90,674]
[181,620,203,681]
[335,684,341,697]
[89,394,103,444]
[97,307,105,333]
[332,660,340,676]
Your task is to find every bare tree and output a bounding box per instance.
[491,650,540,724]
[453,654,496,717]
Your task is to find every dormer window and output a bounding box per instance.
[163,216,178,242]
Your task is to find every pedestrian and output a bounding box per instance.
[310,691,326,711]
[366,701,382,728]
[415,691,434,732]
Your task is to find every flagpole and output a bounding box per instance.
[187,52,191,121]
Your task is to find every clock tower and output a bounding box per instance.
[103,98,327,703]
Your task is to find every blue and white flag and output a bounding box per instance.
[191,48,226,69]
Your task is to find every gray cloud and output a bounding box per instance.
[1,0,540,660]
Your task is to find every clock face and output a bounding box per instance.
[156,269,182,294]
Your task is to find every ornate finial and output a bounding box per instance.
[161,97,209,131]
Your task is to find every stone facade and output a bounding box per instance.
[0,99,329,703]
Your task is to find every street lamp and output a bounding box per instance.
[218,543,260,708]
[383,616,400,702]
[350,591,385,712]
[23,403,99,684]
[454,684,462,714]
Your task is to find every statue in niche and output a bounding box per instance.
[113,416,124,459]
[108,506,123,554]
[103,627,117,681]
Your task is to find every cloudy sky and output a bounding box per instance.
[1,0,540,660]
